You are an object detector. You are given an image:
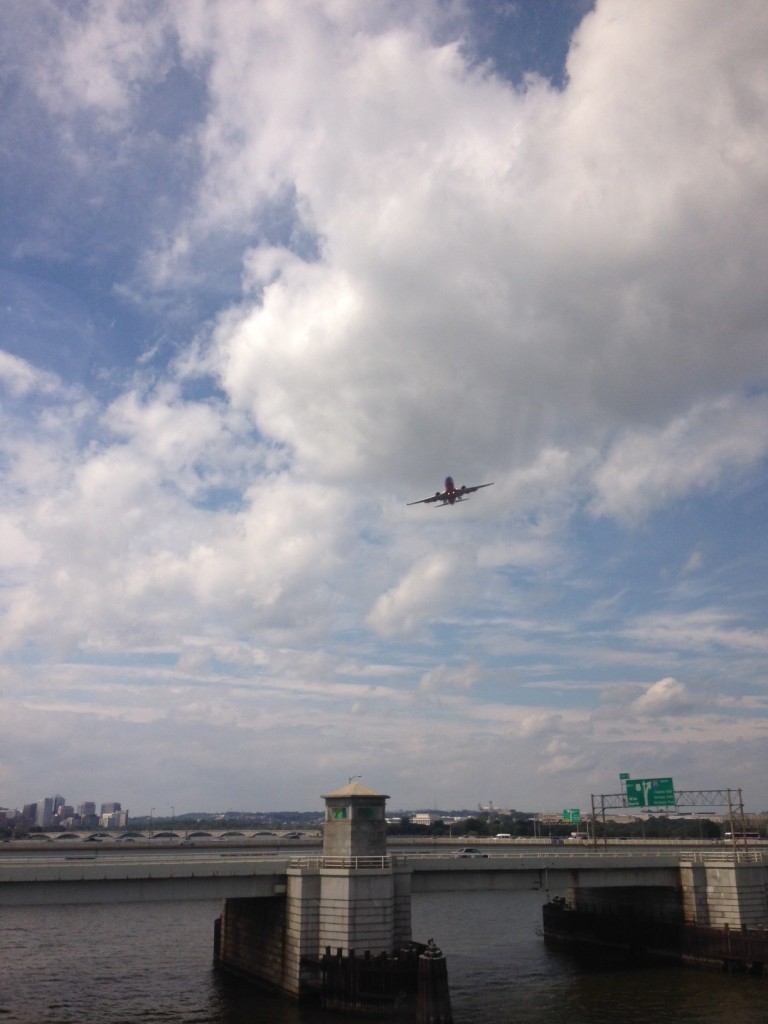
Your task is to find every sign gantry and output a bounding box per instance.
[589,787,748,848]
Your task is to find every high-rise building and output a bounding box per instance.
[35,797,54,828]
[100,802,121,814]
[77,801,98,828]
[100,810,128,829]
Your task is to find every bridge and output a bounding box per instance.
[6,782,767,1012]
[12,828,322,843]
[1,841,762,907]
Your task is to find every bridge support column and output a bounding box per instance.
[317,861,412,953]
[216,781,431,1014]
[680,860,768,930]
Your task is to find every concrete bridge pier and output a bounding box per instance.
[215,782,448,1016]
[544,855,768,972]
[680,858,768,930]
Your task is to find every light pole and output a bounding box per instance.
[149,807,155,842]
[170,806,175,842]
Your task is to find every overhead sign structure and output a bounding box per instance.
[625,777,675,808]
[562,808,581,823]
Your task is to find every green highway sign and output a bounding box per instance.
[625,777,675,808]
[563,808,581,823]
[619,773,630,781]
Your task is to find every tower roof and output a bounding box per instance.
[322,781,389,800]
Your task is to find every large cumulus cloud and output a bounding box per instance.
[1,1,767,810]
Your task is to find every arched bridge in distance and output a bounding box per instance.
[12,829,322,844]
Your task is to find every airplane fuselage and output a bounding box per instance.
[444,476,457,503]
[442,476,466,504]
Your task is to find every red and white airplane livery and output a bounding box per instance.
[407,476,494,507]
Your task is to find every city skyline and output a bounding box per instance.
[1,1,767,814]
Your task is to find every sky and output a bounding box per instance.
[1,0,767,819]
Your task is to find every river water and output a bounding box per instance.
[1,889,765,1023]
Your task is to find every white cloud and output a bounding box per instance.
[590,394,768,523]
[165,0,768,511]
[367,550,462,638]
[682,548,703,574]
[0,516,41,571]
[14,1,768,492]
[418,662,481,693]
[27,1,173,121]
[1,1,767,811]
[631,676,695,718]
[519,711,565,739]
[0,349,64,398]
[625,610,768,656]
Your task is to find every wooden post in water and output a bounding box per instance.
[417,939,452,1024]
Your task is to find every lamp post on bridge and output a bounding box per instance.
[149,807,154,843]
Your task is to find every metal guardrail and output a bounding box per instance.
[395,850,678,861]
[289,856,392,870]
[291,850,684,867]
[393,849,767,864]
[680,850,766,864]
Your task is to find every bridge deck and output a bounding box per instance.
[1,845,763,906]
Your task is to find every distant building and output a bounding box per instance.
[78,802,98,828]
[35,797,54,828]
[100,810,128,829]
[410,813,443,826]
[21,804,37,827]
[100,802,121,814]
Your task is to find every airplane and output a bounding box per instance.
[407,476,494,507]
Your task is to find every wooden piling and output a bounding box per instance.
[417,939,452,1024]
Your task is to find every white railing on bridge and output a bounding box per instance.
[289,856,392,870]
[394,849,767,865]
[680,850,766,864]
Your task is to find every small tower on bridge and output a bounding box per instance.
[322,780,388,860]
[313,781,409,960]
[216,781,450,1018]
[217,781,411,1000]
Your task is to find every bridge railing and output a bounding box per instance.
[680,849,765,864]
[391,849,767,864]
[395,850,680,860]
[289,856,392,870]
[287,851,690,869]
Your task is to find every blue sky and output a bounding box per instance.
[1,0,767,818]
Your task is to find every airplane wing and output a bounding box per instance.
[460,482,494,495]
[406,482,494,506]
[406,492,445,506]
